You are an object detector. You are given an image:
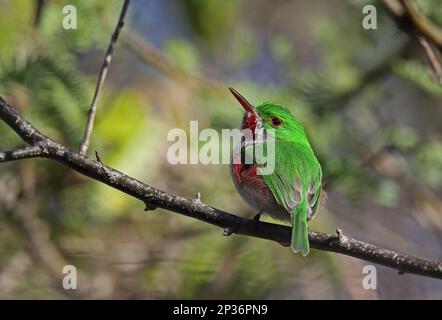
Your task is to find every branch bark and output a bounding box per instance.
[1,97,441,280]
[0,145,43,162]
[417,36,442,84]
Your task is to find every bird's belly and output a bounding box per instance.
[231,163,289,222]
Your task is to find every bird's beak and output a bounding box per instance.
[229,87,257,116]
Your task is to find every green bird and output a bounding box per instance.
[229,87,325,255]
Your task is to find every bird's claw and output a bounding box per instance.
[253,210,263,222]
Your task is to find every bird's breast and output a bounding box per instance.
[230,162,289,221]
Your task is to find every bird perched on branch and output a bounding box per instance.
[229,87,325,256]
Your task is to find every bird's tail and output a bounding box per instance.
[291,198,309,256]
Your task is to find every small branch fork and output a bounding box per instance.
[383,0,442,84]
[1,97,441,280]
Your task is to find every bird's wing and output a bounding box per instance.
[244,140,322,214]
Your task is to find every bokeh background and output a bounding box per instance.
[0,0,441,299]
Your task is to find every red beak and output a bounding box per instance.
[229,87,257,115]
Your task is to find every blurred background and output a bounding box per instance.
[0,0,441,299]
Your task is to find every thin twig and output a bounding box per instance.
[123,28,224,93]
[1,97,441,279]
[417,36,442,84]
[34,0,45,27]
[383,0,442,51]
[79,0,131,155]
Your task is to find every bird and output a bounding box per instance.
[229,87,325,256]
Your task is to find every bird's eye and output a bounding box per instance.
[270,117,282,127]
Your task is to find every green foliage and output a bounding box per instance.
[415,0,442,25]
[413,142,442,188]
[270,36,295,63]
[0,1,33,61]
[40,0,120,56]
[311,18,360,93]
[181,0,238,46]
[387,126,420,151]
[228,27,259,67]
[164,39,201,73]
[0,57,91,145]
[374,179,400,207]
[393,59,442,96]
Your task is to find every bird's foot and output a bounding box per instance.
[253,210,263,222]
[224,210,263,236]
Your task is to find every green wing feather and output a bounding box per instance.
[246,140,322,255]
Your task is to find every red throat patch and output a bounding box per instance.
[232,163,269,195]
[242,113,258,133]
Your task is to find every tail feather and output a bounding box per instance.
[291,200,309,256]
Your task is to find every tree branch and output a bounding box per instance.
[1,97,441,280]
[0,145,43,162]
[79,0,131,155]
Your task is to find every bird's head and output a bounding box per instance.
[229,87,306,141]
